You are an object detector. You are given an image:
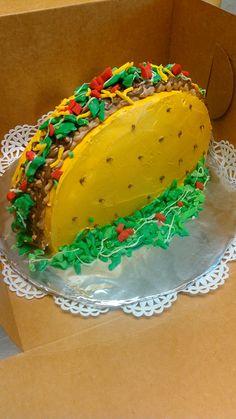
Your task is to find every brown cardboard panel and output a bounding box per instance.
[0,263,236,419]
[0,0,105,16]
[0,278,21,348]
[206,43,234,119]
[0,0,173,140]
[170,0,236,145]
[0,280,123,351]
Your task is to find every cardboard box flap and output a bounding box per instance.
[170,0,236,145]
[0,0,173,140]
[206,43,234,120]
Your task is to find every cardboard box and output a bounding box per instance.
[0,0,236,416]
[0,264,236,418]
[1,0,235,146]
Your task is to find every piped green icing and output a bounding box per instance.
[8,194,35,254]
[103,72,123,88]
[88,98,100,118]
[74,82,89,97]
[28,159,210,273]
[54,122,77,140]
[25,156,46,178]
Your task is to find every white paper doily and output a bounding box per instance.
[0,119,235,318]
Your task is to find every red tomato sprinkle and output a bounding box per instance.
[91,90,101,99]
[100,67,113,82]
[90,78,100,90]
[49,123,55,136]
[7,191,16,201]
[26,150,35,161]
[51,169,63,180]
[182,70,190,77]
[72,103,82,115]
[118,231,130,242]
[116,223,124,233]
[90,78,104,91]
[19,181,28,192]
[96,76,104,85]
[139,63,152,79]
[68,100,76,110]
[172,64,182,75]
[155,212,166,222]
[177,201,184,207]
[195,181,204,190]
[109,84,120,93]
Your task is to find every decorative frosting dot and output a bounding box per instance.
[131,124,136,131]
[160,175,165,183]
[194,144,198,150]
[138,155,143,160]
[178,131,183,138]
[106,157,113,163]
[189,104,193,110]
[166,108,171,113]
[79,177,86,185]
[158,136,165,143]
[128,184,134,189]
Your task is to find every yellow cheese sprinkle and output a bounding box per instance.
[55,105,67,112]
[77,111,91,119]
[113,61,134,75]
[61,98,68,105]
[100,90,116,99]
[115,90,134,105]
[52,110,70,118]
[192,83,200,92]
[55,99,68,111]
[50,146,64,168]
[159,65,169,82]
[31,131,42,144]
[151,64,168,82]
[40,129,47,137]
[15,167,24,185]
[86,88,91,97]
[33,143,47,155]
[123,87,134,94]
[68,95,75,100]
[163,67,174,77]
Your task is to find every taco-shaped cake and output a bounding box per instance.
[8,62,211,272]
